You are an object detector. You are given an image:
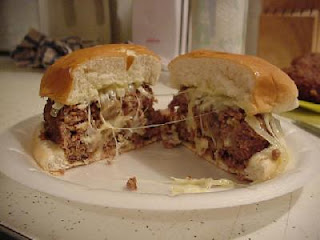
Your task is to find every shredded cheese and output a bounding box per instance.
[171,177,234,195]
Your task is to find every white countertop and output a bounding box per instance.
[0,57,320,240]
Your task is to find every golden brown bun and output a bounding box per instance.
[169,50,298,115]
[40,44,161,105]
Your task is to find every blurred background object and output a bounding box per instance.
[132,0,189,67]
[132,0,252,67]
[258,0,320,131]
[189,0,249,54]
[38,0,111,47]
[258,0,320,68]
[1,0,320,70]
[0,0,40,52]
[0,0,111,53]
[10,28,84,68]
[283,53,320,104]
[0,0,259,64]
[109,0,132,43]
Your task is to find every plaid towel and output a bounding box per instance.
[11,28,83,68]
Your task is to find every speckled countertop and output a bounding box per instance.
[0,57,320,240]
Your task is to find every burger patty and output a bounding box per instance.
[42,84,272,170]
[42,84,161,163]
[43,100,101,162]
[164,90,270,170]
[283,53,320,103]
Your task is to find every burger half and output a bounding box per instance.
[162,50,298,181]
[33,44,161,174]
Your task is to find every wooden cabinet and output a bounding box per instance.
[257,0,320,68]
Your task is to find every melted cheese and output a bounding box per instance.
[83,85,151,157]
[181,88,237,130]
[245,114,289,178]
[171,177,234,195]
[138,86,152,98]
[52,102,64,110]
[81,86,289,178]
[195,137,209,155]
[245,145,279,181]
[174,88,289,180]
[50,101,64,117]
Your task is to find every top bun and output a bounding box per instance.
[168,50,298,115]
[40,44,161,105]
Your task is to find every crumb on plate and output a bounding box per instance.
[126,177,137,191]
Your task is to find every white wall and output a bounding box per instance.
[0,0,40,51]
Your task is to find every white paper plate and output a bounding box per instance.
[0,114,319,210]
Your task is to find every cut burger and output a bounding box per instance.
[162,50,298,181]
[32,46,298,183]
[33,44,162,174]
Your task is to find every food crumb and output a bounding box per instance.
[126,177,137,191]
[272,149,281,160]
[106,159,113,165]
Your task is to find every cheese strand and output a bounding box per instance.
[105,111,216,131]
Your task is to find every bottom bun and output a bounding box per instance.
[182,142,280,182]
[32,124,159,174]
[32,124,99,174]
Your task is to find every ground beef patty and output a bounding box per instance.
[43,100,101,162]
[283,53,320,104]
[165,90,270,170]
[42,84,160,163]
